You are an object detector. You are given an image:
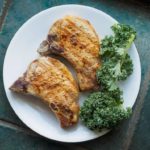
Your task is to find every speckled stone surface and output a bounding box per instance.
[0,0,3,13]
[0,0,150,149]
[0,126,73,150]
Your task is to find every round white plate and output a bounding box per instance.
[3,5,141,142]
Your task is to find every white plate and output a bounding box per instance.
[3,5,141,142]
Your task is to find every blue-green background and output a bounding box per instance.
[0,0,150,149]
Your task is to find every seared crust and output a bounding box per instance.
[10,57,79,128]
[37,16,101,91]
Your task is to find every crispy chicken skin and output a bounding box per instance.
[37,16,101,91]
[10,57,79,128]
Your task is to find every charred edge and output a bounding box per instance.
[47,33,64,54]
[50,103,74,128]
[49,43,64,54]
[41,40,48,46]
[37,40,50,56]
[9,77,28,93]
[47,34,58,42]
[70,35,78,46]
[50,103,58,111]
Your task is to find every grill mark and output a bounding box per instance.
[59,24,99,72]
[59,29,84,66]
[49,43,64,54]
[50,18,99,58]
[50,103,58,111]
[28,60,77,108]
[59,20,94,49]
[70,34,78,46]
[58,40,96,86]
[59,22,98,61]
[47,34,58,42]
[49,18,100,91]
[38,59,77,99]
[65,18,99,44]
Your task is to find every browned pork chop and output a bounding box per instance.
[10,57,79,128]
[37,16,101,91]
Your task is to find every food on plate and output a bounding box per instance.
[97,24,135,86]
[10,57,79,128]
[37,16,101,91]
[80,24,136,130]
[9,14,136,132]
[80,92,131,130]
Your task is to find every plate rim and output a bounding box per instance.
[3,4,141,143]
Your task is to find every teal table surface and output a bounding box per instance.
[0,0,150,150]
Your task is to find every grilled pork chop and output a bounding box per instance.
[10,57,79,128]
[37,16,101,91]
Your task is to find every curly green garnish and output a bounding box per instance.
[80,24,136,131]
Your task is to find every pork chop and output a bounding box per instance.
[37,16,101,91]
[10,57,79,128]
